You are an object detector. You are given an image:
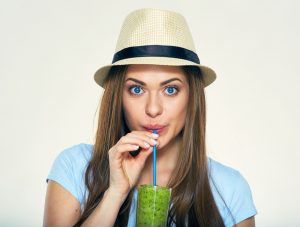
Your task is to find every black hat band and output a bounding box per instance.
[112,45,200,64]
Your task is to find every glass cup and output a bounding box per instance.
[136,184,172,227]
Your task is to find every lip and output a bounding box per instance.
[142,124,167,134]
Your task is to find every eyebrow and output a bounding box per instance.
[125,78,183,86]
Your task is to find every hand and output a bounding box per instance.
[107,130,159,198]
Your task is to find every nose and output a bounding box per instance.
[145,92,163,117]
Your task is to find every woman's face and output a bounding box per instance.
[122,64,189,149]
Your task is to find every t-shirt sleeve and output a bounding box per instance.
[47,147,81,202]
[229,171,258,225]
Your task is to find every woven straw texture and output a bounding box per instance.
[94,8,217,88]
[115,8,196,52]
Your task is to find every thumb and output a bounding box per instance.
[137,146,153,165]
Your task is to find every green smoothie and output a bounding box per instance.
[136,185,172,227]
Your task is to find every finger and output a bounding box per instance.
[137,145,153,160]
[129,144,153,157]
[119,136,158,149]
[129,130,159,140]
[109,143,141,158]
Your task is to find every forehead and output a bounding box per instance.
[125,64,187,82]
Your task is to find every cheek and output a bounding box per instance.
[175,103,188,127]
[166,95,188,129]
[122,97,143,129]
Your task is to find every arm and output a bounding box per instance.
[81,187,126,227]
[81,131,157,226]
[43,180,81,227]
[43,180,127,227]
[234,216,255,227]
[44,132,157,226]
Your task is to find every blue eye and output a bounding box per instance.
[128,85,179,96]
[129,85,144,95]
[165,86,178,95]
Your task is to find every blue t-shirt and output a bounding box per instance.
[47,143,257,226]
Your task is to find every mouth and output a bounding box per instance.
[142,124,167,134]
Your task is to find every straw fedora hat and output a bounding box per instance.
[94,8,216,88]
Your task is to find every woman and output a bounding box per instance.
[44,8,257,226]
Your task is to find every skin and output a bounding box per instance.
[122,64,189,186]
[43,64,255,226]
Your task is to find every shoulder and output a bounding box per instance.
[208,157,247,196]
[208,157,242,185]
[56,143,93,164]
[208,157,257,226]
[208,158,247,203]
[51,143,93,175]
[47,143,93,204]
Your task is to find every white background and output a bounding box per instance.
[1,0,299,226]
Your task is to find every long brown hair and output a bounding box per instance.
[74,65,227,226]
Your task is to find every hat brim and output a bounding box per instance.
[94,57,216,88]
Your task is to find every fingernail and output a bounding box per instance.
[132,145,139,150]
[150,138,158,145]
[152,133,159,138]
[144,142,150,148]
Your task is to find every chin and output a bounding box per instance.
[157,137,170,150]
